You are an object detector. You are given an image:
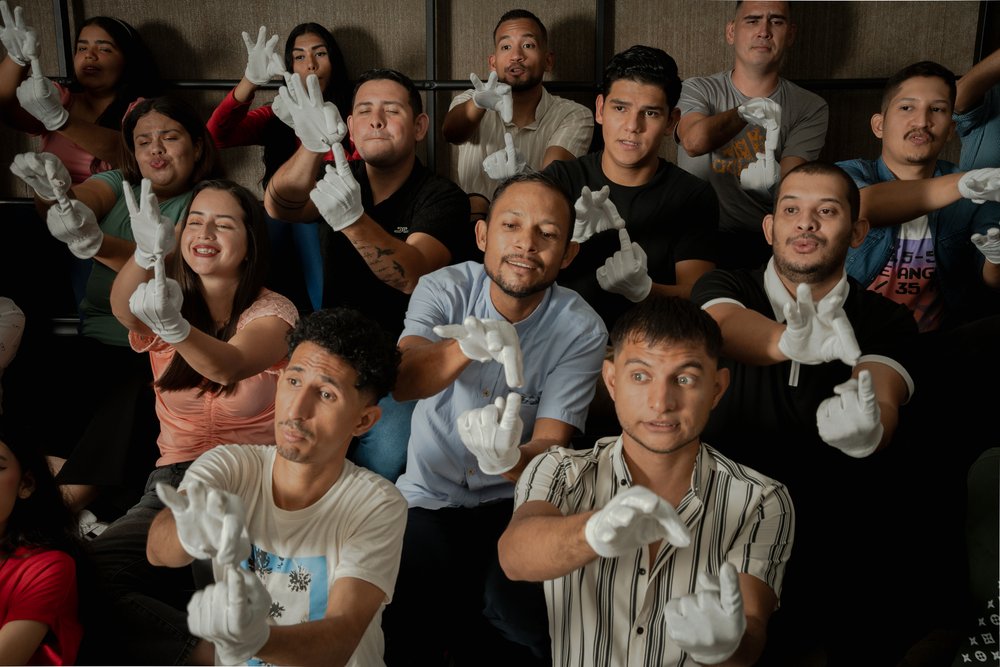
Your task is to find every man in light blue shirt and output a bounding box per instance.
[383,172,607,666]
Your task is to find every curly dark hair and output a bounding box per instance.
[286,308,400,402]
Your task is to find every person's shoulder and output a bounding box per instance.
[683,70,728,88]
[543,88,592,115]
[702,443,788,493]
[847,278,918,327]
[342,462,407,509]
[240,288,299,327]
[779,76,828,107]
[660,159,713,191]
[550,283,607,333]
[933,159,962,176]
[835,157,880,184]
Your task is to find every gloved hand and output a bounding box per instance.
[778,283,861,366]
[572,185,626,243]
[156,480,251,565]
[816,369,884,458]
[129,257,192,345]
[958,167,1000,204]
[187,566,271,666]
[972,227,1000,265]
[46,199,103,259]
[277,72,346,153]
[309,143,363,231]
[596,229,653,303]
[10,151,71,201]
[124,178,176,269]
[664,563,747,665]
[470,71,513,123]
[270,72,296,129]
[16,59,69,131]
[242,26,285,86]
[738,97,781,134]
[482,132,527,181]
[584,485,691,559]
[0,1,35,67]
[458,392,523,475]
[739,151,779,196]
[433,315,524,388]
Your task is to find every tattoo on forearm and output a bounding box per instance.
[266,181,308,210]
[353,241,408,290]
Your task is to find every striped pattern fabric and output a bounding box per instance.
[515,436,795,667]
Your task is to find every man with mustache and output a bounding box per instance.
[144,307,407,666]
[690,161,918,663]
[443,9,593,220]
[265,68,472,482]
[676,0,828,271]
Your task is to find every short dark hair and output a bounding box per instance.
[778,161,861,222]
[735,1,793,19]
[610,295,723,360]
[120,95,221,185]
[488,171,575,246]
[286,308,400,402]
[602,45,682,109]
[880,60,957,113]
[493,9,547,46]
[352,68,423,116]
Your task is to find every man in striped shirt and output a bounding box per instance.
[499,295,794,667]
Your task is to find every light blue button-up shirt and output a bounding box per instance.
[395,261,608,510]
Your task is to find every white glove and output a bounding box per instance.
[470,71,513,124]
[156,481,251,565]
[738,97,781,134]
[972,227,1000,265]
[16,59,68,131]
[129,257,192,345]
[124,178,176,269]
[572,185,626,243]
[277,72,346,153]
[433,315,524,388]
[778,283,861,366]
[10,151,71,201]
[310,143,363,231]
[958,168,1000,204]
[584,485,691,559]
[664,563,747,665]
[482,132,527,181]
[242,26,285,87]
[270,72,295,129]
[0,1,35,67]
[596,228,653,303]
[46,199,103,259]
[739,151,779,195]
[458,392,523,475]
[187,565,271,666]
[816,369,884,458]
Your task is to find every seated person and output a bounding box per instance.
[499,295,795,667]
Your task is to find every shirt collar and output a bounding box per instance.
[607,435,709,504]
[504,87,552,131]
[763,257,850,323]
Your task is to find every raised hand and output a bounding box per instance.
[596,228,652,303]
[242,26,285,86]
[778,283,861,366]
[738,97,781,134]
[572,185,626,243]
[470,71,513,123]
[458,392,523,475]
[46,199,103,259]
[0,1,36,67]
[739,151,779,195]
[129,257,191,344]
[187,565,271,665]
[125,178,176,269]
[958,167,1000,204]
[277,72,347,153]
[309,143,364,232]
[482,132,527,181]
[433,315,524,388]
[664,563,747,665]
[816,369,884,458]
[10,151,71,201]
[16,57,68,131]
[156,480,251,564]
[584,485,691,559]
[972,227,1000,264]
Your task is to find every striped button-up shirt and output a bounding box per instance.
[515,436,795,667]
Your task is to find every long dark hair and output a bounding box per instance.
[155,180,270,396]
[120,95,221,187]
[0,418,78,557]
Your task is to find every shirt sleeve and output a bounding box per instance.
[513,447,568,510]
[546,102,594,157]
[677,77,713,117]
[405,176,474,263]
[690,269,748,309]
[207,89,276,149]
[729,481,795,599]
[669,176,721,264]
[781,93,829,162]
[535,319,607,431]
[0,297,25,369]
[4,550,77,626]
[400,268,470,343]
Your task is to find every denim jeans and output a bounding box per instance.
[348,393,416,482]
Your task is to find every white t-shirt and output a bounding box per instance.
[182,445,408,667]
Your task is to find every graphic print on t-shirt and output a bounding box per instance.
[866,215,942,332]
[712,125,767,176]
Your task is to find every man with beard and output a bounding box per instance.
[690,162,918,664]
[676,0,828,271]
[443,9,593,219]
[265,68,471,481]
[383,172,607,666]
[834,60,1000,332]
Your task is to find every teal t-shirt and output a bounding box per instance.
[79,170,193,346]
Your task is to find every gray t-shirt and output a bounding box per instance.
[677,70,829,234]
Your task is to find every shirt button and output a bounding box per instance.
[636,627,644,635]
[482,388,491,397]
[638,568,646,576]
[619,479,627,486]
[468,469,476,475]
